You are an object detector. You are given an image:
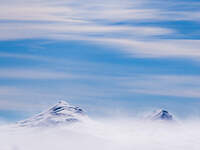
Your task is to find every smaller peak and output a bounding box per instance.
[150,109,173,121]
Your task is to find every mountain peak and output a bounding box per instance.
[18,100,87,127]
[49,100,85,115]
[150,109,173,121]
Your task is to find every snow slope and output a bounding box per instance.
[17,100,87,127]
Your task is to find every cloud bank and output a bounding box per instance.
[1,118,200,150]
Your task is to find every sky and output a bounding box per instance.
[0,0,200,121]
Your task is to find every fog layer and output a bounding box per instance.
[1,119,200,150]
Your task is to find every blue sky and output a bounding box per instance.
[0,0,200,121]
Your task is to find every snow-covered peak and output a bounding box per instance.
[149,109,173,121]
[49,100,84,115]
[18,100,87,127]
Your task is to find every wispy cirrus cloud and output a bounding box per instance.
[1,0,199,23]
[0,52,52,62]
[0,22,174,41]
[87,38,200,59]
[0,69,77,79]
[0,86,61,111]
[0,86,22,95]
[1,0,199,59]
[121,75,200,98]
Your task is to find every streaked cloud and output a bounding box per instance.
[0,22,174,40]
[0,69,77,79]
[0,86,22,95]
[0,52,52,62]
[89,38,200,59]
[1,0,199,59]
[121,75,200,98]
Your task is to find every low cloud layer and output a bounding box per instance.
[1,118,200,150]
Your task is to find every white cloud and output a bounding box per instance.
[88,38,200,59]
[0,86,22,95]
[0,0,183,39]
[121,75,200,98]
[0,0,199,59]
[0,22,174,41]
[0,69,77,79]
[0,52,52,62]
[0,86,57,111]
[1,119,200,150]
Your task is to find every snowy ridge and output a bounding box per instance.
[18,100,87,127]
